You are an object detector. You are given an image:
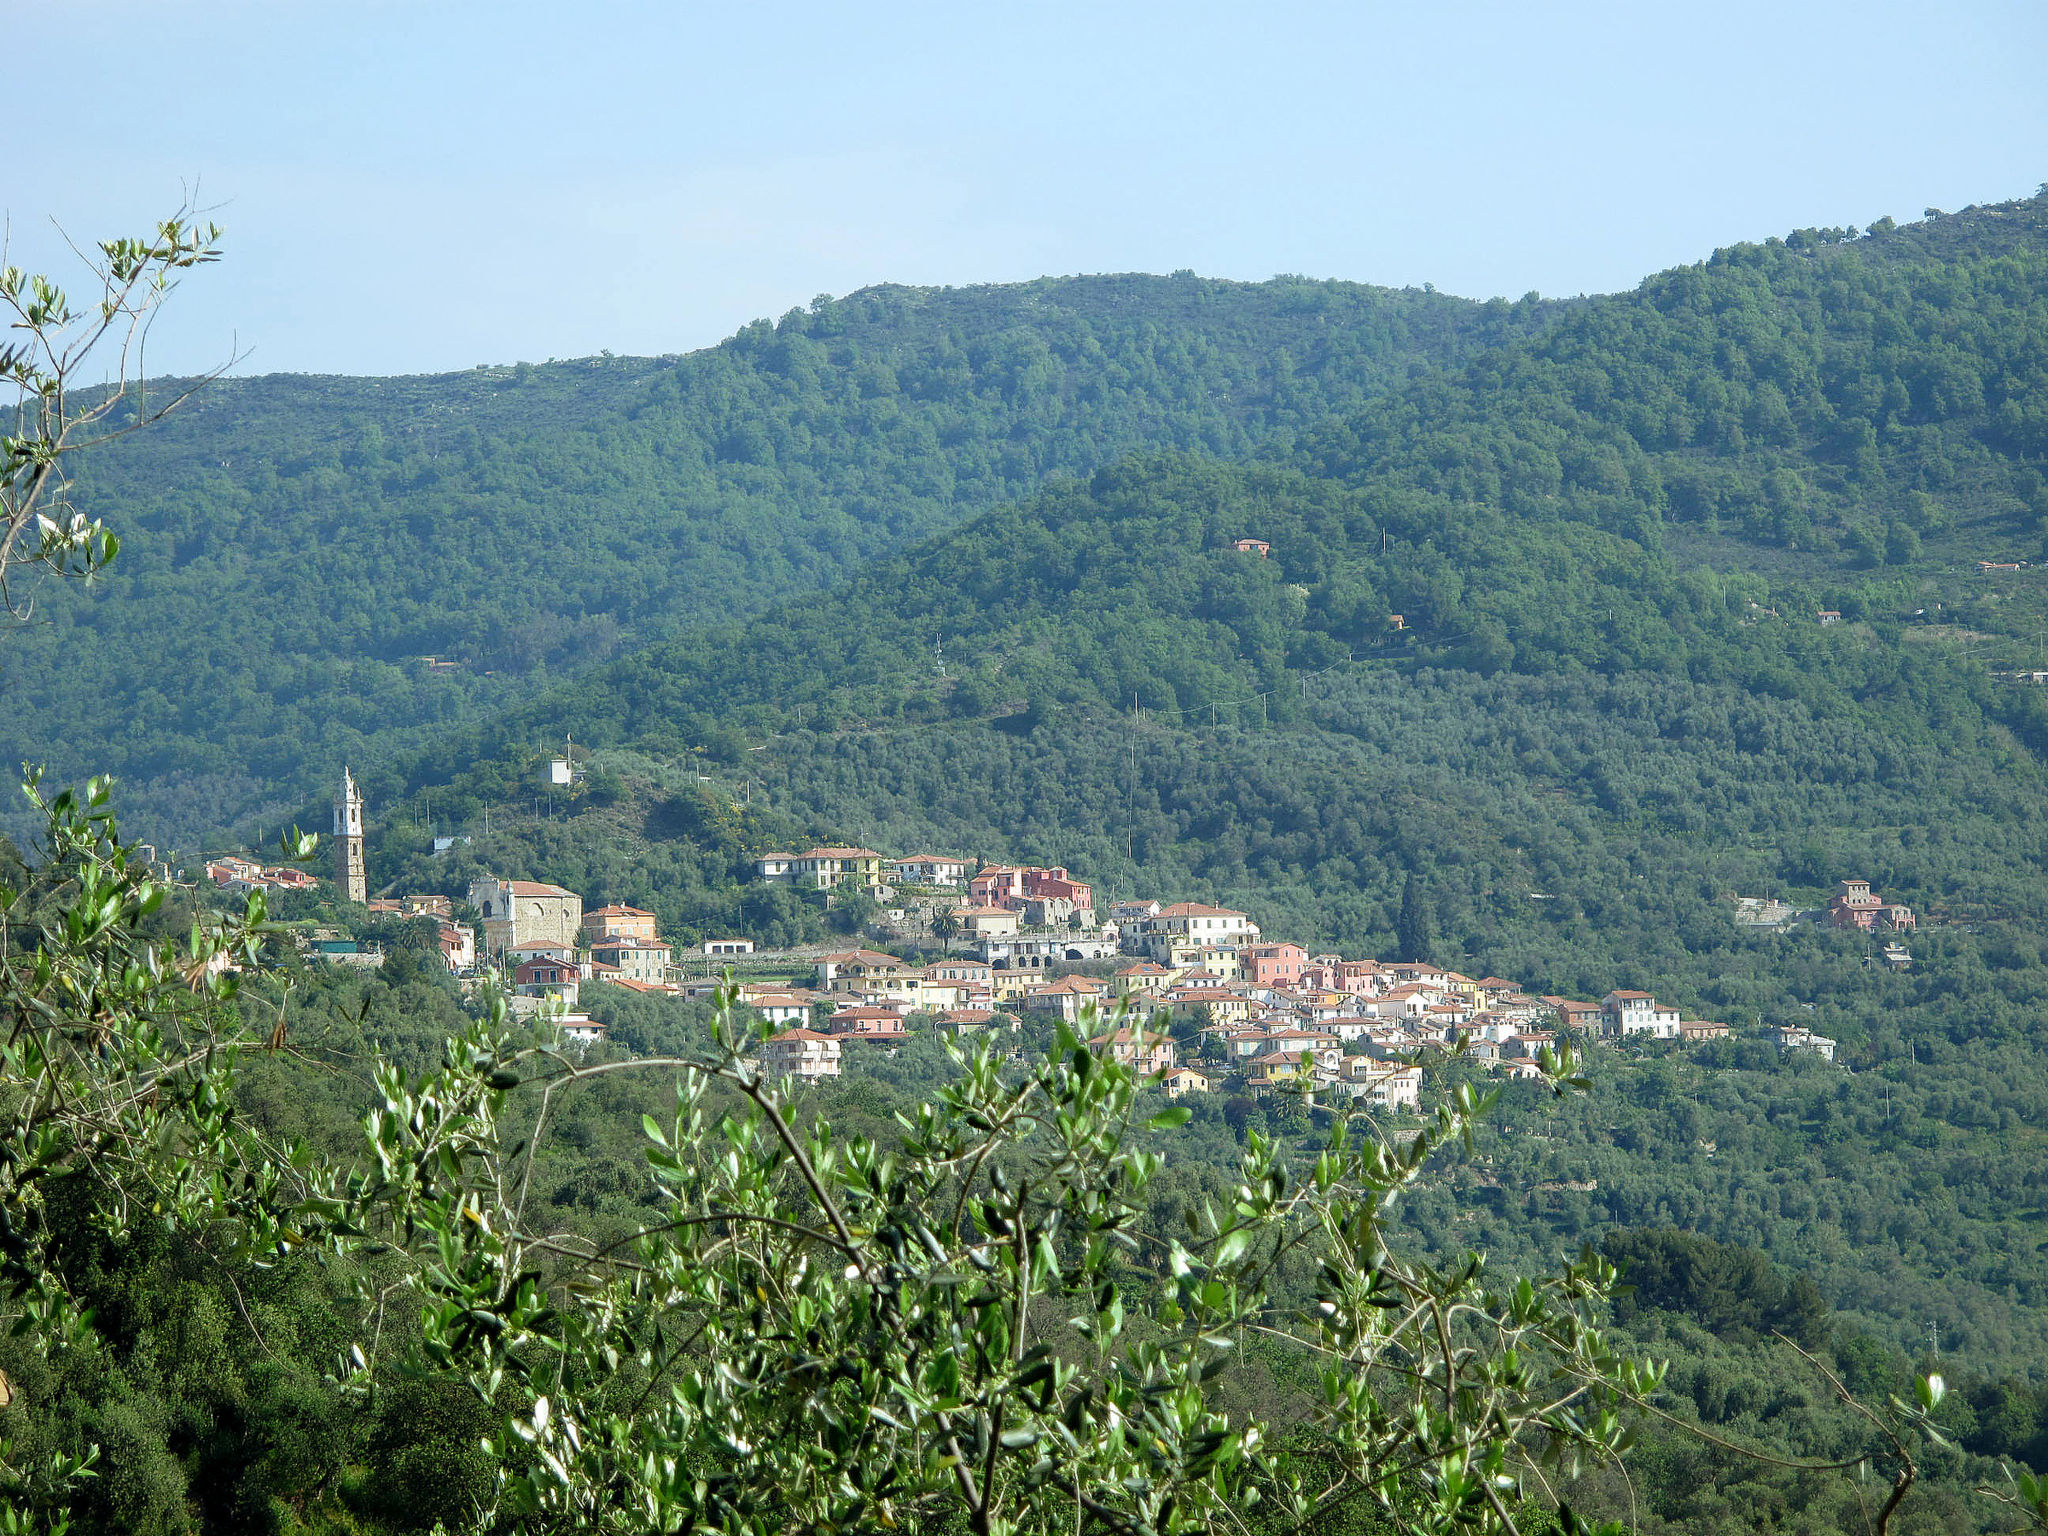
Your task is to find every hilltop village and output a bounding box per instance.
[188,775,1900,1102]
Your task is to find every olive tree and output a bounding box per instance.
[0,208,225,614]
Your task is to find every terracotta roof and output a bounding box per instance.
[798,846,883,860]
[1089,1028,1171,1047]
[1032,975,1106,994]
[1155,902,1247,918]
[501,880,577,898]
[766,1028,836,1043]
[586,904,654,918]
[817,949,905,966]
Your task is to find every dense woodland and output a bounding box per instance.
[9,194,2048,1532]
[0,274,1554,844]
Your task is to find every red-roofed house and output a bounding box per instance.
[1828,879,1915,932]
[826,1007,911,1042]
[816,949,909,988]
[514,956,580,1003]
[970,864,1096,915]
[1023,974,1109,1023]
[1126,902,1260,960]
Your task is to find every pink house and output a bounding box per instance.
[1241,942,1310,988]
[1828,879,1915,931]
[969,864,1094,914]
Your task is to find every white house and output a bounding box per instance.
[760,1028,843,1080]
[1339,1060,1422,1110]
[1125,902,1261,961]
[1768,1025,1838,1063]
[1601,990,1682,1039]
[889,854,972,887]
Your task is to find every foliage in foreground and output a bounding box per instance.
[0,784,1987,1533]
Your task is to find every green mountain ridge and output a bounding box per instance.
[1,271,1557,844]
[336,194,2048,1381]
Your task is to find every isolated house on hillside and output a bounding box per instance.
[1828,879,1915,932]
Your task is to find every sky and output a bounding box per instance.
[6,0,2044,379]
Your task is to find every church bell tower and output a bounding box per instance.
[335,767,367,904]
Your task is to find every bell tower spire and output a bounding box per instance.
[334,766,367,904]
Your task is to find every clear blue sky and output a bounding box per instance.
[7,0,2043,378]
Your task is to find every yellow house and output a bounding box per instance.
[1161,987,1251,1024]
[1440,971,1487,1007]
[1113,961,1183,995]
[989,968,1038,1003]
[1156,943,1241,979]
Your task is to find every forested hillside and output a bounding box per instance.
[0,273,1550,844]
[353,193,2048,1394]
[12,193,2048,1536]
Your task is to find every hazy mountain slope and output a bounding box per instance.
[2,273,1549,844]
